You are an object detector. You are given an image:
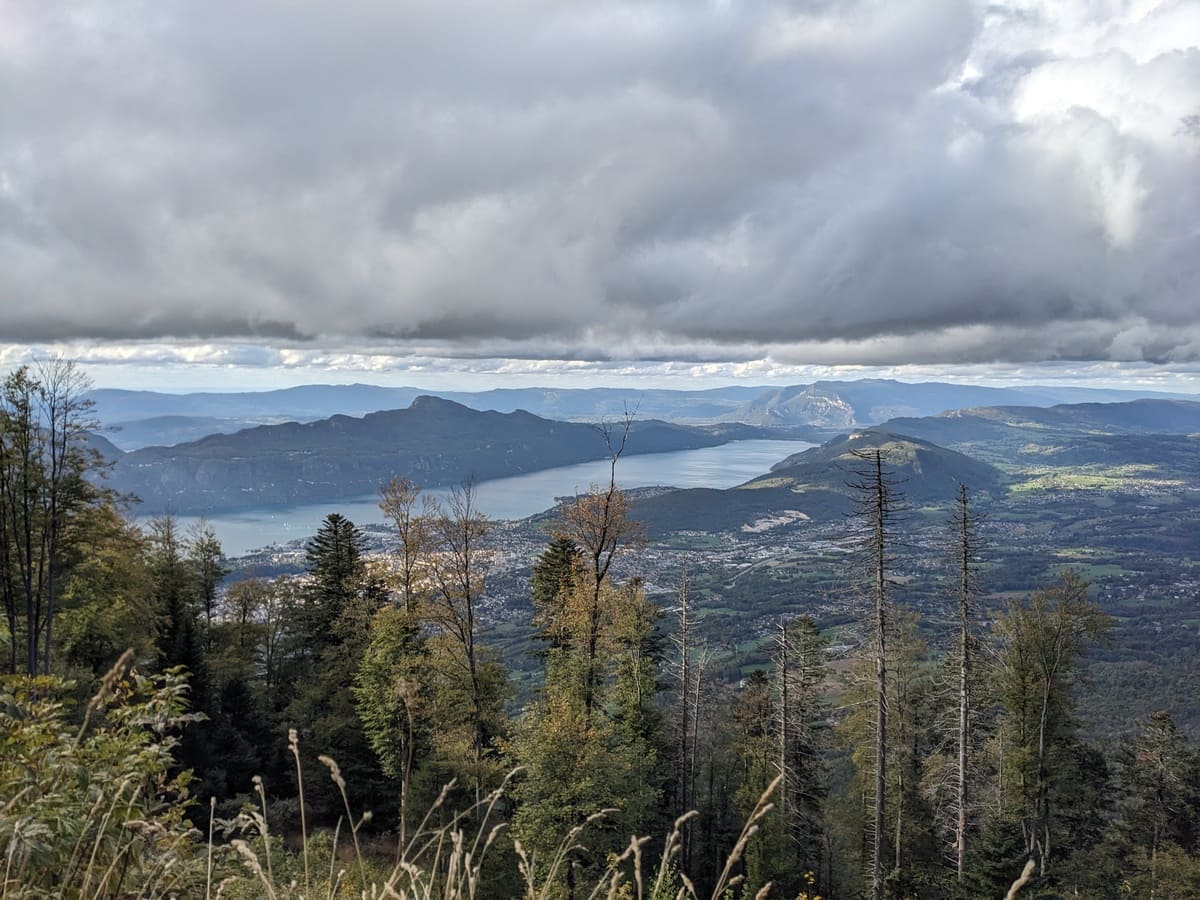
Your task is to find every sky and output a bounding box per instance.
[1,0,1198,393]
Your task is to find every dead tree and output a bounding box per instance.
[951,483,982,881]
[848,447,904,900]
[673,574,695,855]
[775,615,829,880]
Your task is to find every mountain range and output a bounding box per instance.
[631,398,1200,535]
[87,380,1196,450]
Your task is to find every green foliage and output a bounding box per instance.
[511,693,659,870]
[7,361,1200,900]
[510,534,664,888]
[353,604,427,781]
[0,654,206,897]
[302,512,368,643]
[0,360,108,677]
[962,813,1028,898]
[55,504,156,676]
[187,520,229,652]
[531,536,583,650]
[993,571,1114,874]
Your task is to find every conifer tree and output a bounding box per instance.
[531,535,583,651]
[847,446,904,900]
[286,514,388,819]
[1116,711,1198,894]
[302,512,367,642]
[149,516,204,681]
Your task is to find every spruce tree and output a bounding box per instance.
[848,446,904,900]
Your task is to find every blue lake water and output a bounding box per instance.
[172,439,811,556]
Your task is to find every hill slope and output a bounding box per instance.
[105,397,777,514]
[633,429,1004,534]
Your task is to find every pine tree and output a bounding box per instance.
[286,514,387,820]
[302,512,366,643]
[847,447,905,900]
[531,535,583,651]
[1116,711,1198,894]
[149,516,204,681]
[148,515,219,795]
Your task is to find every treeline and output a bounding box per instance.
[4,364,1200,899]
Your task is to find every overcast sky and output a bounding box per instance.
[1,0,1198,391]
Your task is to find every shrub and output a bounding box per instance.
[0,651,207,897]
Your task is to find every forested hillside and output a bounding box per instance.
[4,362,1200,899]
[97,397,781,514]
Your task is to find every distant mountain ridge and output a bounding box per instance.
[723,380,1195,427]
[88,380,1197,450]
[630,397,1200,535]
[100,396,786,515]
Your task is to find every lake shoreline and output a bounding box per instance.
[144,439,812,557]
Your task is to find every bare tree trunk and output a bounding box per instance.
[895,769,904,873]
[676,575,692,868]
[871,453,888,900]
[1034,680,1052,875]
[850,447,900,900]
[689,651,704,817]
[778,618,790,816]
[953,484,979,882]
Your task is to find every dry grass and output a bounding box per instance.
[1,654,785,900]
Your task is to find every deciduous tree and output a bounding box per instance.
[0,360,105,675]
[993,571,1112,878]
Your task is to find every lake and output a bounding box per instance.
[174,438,811,556]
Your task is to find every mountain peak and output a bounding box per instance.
[408,394,472,412]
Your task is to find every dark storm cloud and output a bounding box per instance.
[0,0,1197,364]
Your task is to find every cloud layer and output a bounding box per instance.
[1,0,1197,366]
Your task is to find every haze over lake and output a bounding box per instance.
[176,439,809,557]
